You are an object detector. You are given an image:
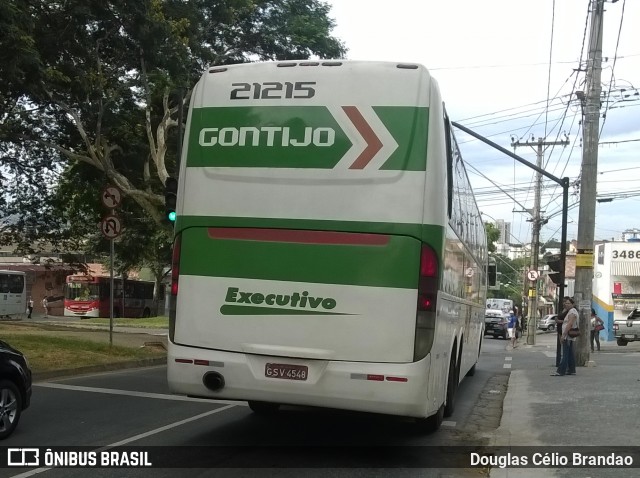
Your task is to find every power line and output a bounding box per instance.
[600,0,626,137]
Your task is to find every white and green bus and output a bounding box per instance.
[167,61,488,431]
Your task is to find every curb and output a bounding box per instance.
[33,357,167,382]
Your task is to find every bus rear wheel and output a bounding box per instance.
[248,401,280,415]
[415,403,444,433]
[444,353,458,417]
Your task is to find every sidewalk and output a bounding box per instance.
[489,332,640,477]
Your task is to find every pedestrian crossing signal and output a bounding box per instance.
[165,177,178,222]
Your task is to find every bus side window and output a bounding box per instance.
[443,108,454,219]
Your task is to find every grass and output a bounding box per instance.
[0,323,165,374]
[77,316,169,329]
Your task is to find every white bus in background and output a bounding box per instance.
[0,270,27,318]
[486,298,514,316]
[167,60,488,432]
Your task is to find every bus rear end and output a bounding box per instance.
[168,61,448,418]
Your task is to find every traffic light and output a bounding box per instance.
[488,260,498,288]
[165,177,178,222]
[546,254,563,285]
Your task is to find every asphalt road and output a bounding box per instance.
[1,338,518,478]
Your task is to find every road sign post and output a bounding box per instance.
[99,185,122,346]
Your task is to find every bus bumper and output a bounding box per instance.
[167,342,437,418]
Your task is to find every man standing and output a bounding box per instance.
[27,297,34,318]
[42,296,48,318]
[507,310,518,348]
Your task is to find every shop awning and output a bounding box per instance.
[611,261,640,276]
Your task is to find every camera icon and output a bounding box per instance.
[7,448,40,467]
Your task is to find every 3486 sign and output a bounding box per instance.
[612,249,640,259]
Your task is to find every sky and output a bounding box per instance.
[325,0,640,245]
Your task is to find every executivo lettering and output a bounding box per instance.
[199,127,335,147]
[225,287,336,309]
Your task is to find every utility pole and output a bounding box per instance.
[512,137,569,344]
[574,0,605,366]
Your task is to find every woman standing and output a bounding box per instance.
[590,308,604,352]
[552,297,579,376]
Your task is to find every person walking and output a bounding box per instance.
[552,297,579,376]
[590,308,604,352]
[507,309,518,348]
[42,296,49,319]
[27,297,34,318]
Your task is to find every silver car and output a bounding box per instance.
[538,314,558,331]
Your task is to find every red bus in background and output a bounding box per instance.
[64,275,160,318]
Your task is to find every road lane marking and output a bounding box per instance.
[35,382,247,406]
[503,356,512,369]
[8,406,236,478]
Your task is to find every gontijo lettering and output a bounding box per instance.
[199,127,335,147]
[225,287,336,310]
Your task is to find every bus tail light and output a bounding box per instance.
[171,235,181,296]
[417,244,438,312]
[169,235,181,342]
[414,244,439,361]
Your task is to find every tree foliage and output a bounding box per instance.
[0,0,346,276]
[484,222,501,253]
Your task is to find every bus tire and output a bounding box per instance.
[444,353,458,417]
[466,363,476,377]
[248,401,280,415]
[466,336,482,377]
[415,403,444,433]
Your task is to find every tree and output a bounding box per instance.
[487,254,528,309]
[1,0,346,273]
[485,222,500,253]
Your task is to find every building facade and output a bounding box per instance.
[495,219,511,244]
[593,240,640,342]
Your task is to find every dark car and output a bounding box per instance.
[485,309,508,339]
[0,340,32,439]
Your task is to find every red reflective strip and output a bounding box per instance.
[385,376,408,382]
[342,106,383,169]
[208,228,389,245]
[174,358,193,364]
[194,360,210,366]
[366,374,384,381]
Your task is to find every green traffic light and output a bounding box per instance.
[168,211,176,222]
